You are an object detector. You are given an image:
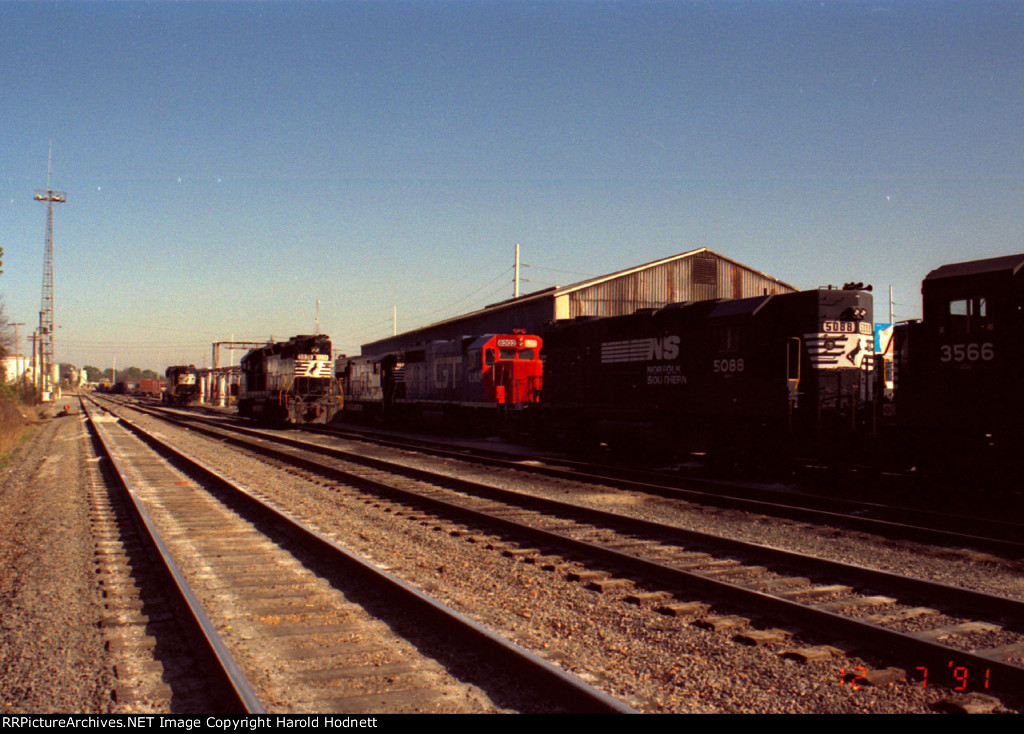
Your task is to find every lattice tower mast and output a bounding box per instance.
[33,142,66,391]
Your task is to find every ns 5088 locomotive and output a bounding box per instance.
[239,334,342,424]
[540,287,874,467]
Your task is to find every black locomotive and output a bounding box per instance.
[884,253,1024,486]
[238,335,342,424]
[163,365,201,406]
[540,287,874,468]
[538,251,1023,486]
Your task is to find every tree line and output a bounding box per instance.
[82,366,161,384]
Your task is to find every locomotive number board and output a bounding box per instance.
[822,321,856,334]
[295,354,333,378]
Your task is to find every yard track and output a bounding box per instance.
[83,395,635,713]
[99,396,1024,708]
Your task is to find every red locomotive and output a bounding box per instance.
[338,332,542,426]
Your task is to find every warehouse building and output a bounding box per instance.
[361,248,797,356]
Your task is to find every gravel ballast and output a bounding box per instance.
[5,399,1021,714]
[118,409,1024,713]
[0,402,113,713]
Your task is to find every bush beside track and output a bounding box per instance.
[0,386,49,465]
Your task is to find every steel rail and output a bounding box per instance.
[135,399,1024,559]
[318,430,1024,556]
[81,398,267,714]
[117,402,1024,696]
[125,404,1024,626]
[88,395,637,714]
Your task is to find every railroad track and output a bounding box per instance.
[82,396,635,714]
[312,426,1024,559]
[98,397,1024,710]
[113,396,1024,557]
[116,395,1024,561]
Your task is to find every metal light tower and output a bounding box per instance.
[33,143,66,396]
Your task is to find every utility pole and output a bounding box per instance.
[10,322,25,384]
[33,142,66,399]
[514,243,521,299]
[30,331,38,391]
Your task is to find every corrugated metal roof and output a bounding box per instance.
[552,247,796,296]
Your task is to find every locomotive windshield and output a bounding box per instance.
[946,296,992,335]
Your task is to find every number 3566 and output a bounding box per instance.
[940,343,994,362]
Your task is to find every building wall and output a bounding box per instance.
[1,355,31,384]
[561,251,795,320]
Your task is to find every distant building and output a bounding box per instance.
[362,248,797,355]
[60,363,85,387]
[1,354,31,384]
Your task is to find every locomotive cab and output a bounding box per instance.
[465,334,543,407]
[898,253,1024,482]
[699,288,874,465]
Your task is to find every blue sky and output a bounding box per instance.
[2,1,1024,370]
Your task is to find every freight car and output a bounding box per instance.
[238,335,342,424]
[164,365,200,405]
[885,253,1024,486]
[338,332,543,428]
[540,287,874,468]
[137,378,165,399]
